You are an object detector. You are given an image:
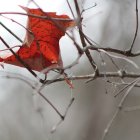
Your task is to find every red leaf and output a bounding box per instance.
[0,6,75,71]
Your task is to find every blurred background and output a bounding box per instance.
[0,0,140,140]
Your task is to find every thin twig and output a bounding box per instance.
[129,0,139,52]
[0,71,64,120]
[0,22,23,43]
[98,49,139,69]
[29,0,83,54]
[114,77,140,97]
[66,0,75,18]
[1,14,34,39]
[0,46,20,52]
[74,0,99,74]
[51,97,75,133]
[37,91,64,120]
[0,36,45,83]
[81,3,97,14]
[43,71,140,85]
[0,12,74,21]
[85,45,140,57]
[101,77,140,140]
[1,14,41,51]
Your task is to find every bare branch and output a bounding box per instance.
[0,71,65,120]
[0,12,74,21]
[98,49,139,69]
[0,36,45,83]
[0,0,140,137]
[43,71,140,85]
[29,0,83,54]
[102,77,140,140]
[0,22,23,43]
[51,97,74,133]
[74,0,99,73]
[85,45,140,57]
[66,0,75,18]
[129,0,139,52]
[114,77,140,97]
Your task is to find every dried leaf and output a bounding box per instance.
[0,6,75,71]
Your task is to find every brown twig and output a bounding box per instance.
[0,71,64,120]
[81,3,97,14]
[30,0,83,55]
[66,0,75,18]
[0,22,23,43]
[85,45,140,57]
[0,36,45,83]
[129,0,139,52]
[74,0,99,74]
[43,71,140,85]
[51,97,75,133]
[0,12,74,21]
[1,14,34,39]
[37,91,65,120]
